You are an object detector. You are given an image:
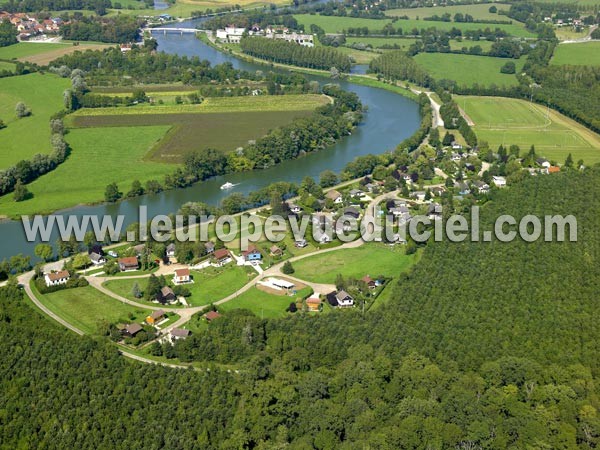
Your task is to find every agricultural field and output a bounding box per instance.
[457,95,600,163]
[0,42,111,65]
[292,244,419,284]
[183,265,258,305]
[72,110,316,162]
[294,14,535,37]
[385,3,509,21]
[550,42,600,66]
[0,73,71,169]
[0,61,15,72]
[332,45,380,64]
[0,126,172,217]
[109,0,291,18]
[32,284,151,335]
[449,39,495,51]
[414,53,524,86]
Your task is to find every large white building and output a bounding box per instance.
[267,32,314,47]
[215,26,245,43]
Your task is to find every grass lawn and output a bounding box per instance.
[0,61,15,72]
[0,73,71,169]
[185,264,258,305]
[0,126,173,217]
[219,286,303,319]
[414,53,524,87]
[0,42,111,65]
[333,45,380,64]
[32,283,150,335]
[292,244,419,284]
[550,42,600,66]
[385,3,508,21]
[295,14,534,37]
[457,95,600,164]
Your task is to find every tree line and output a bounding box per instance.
[240,36,352,72]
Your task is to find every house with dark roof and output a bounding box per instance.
[342,207,361,219]
[170,328,191,341]
[335,290,354,308]
[204,241,215,254]
[166,243,176,258]
[89,252,106,266]
[123,323,143,338]
[157,287,176,304]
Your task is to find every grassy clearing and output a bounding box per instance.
[0,126,172,217]
[551,42,600,66]
[292,244,419,284]
[385,3,508,21]
[294,14,534,37]
[32,283,150,335]
[0,42,111,65]
[0,73,71,169]
[345,36,493,51]
[333,45,380,64]
[0,61,15,72]
[219,286,302,319]
[414,53,524,87]
[71,110,316,163]
[458,95,600,163]
[184,264,257,305]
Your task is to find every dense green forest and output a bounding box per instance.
[60,15,142,43]
[1,167,599,448]
[240,37,352,72]
[0,0,110,13]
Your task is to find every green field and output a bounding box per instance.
[183,265,257,305]
[0,42,111,65]
[550,42,600,66]
[292,244,418,284]
[294,14,534,38]
[0,61,15,72]
[414,53,524,86]
[458,95,600,163]
[0,73,71,169]
[0,126,172,217]
[219,286,308,319]
[72,110,316,163]
[385,3,508,21]
[33,284,150,335]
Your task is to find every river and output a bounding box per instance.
[0,18,420,261]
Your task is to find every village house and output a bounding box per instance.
[146,309,166,325]
[123,323,143,338]
[455,182,471,195]
[287,203,303,214]
[472,180,490,194]
[215,26,245,43]
[170,328,191,341]
[341,206,361,220]
[306,294,322,312]
[213,248,232,266]
[44,270,70,287]
[410,191,427,202]
[295,239,308,248]
[204,241,215,254]
[166,243,176,258]
[362,276,377,289]
[427,203,443,221]
[118,257,139,272]
[536,158,551,169]
[325,189,343,204]
[335,290,354,308]
[205,310,221,322]
[548,166,561,174]
[348,188,363,198]
[266,31,314,47]
[89,252,106,266]
[492,176,507,187]
[242,245,262,262]
[269,245,283,257]
[431,186,446,197]
[157,287,176,304]
[173,268,191,285]
[132,244,145,256]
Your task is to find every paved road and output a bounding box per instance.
[18,271,85,336]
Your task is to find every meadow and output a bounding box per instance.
[292,244,418,284]
[32,284,151,335]
[294,14,535,37]
[344,36,494,51]
[550,42,600,66]
[0,126,172,217]
[108,0,291,18]
[0,42,111,65]
[0,73,71,169]
[414,53,524,87]
[457,95,600,163]
[385,3,508,21]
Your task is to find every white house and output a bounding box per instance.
[492,176,507,187]
[325,189,343,204]
[173,268,191,285]
[89,252,106,266]
[216,26,245,43]
[166,243,176,258]
[335,290,354,308]
[44,270,70,287]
